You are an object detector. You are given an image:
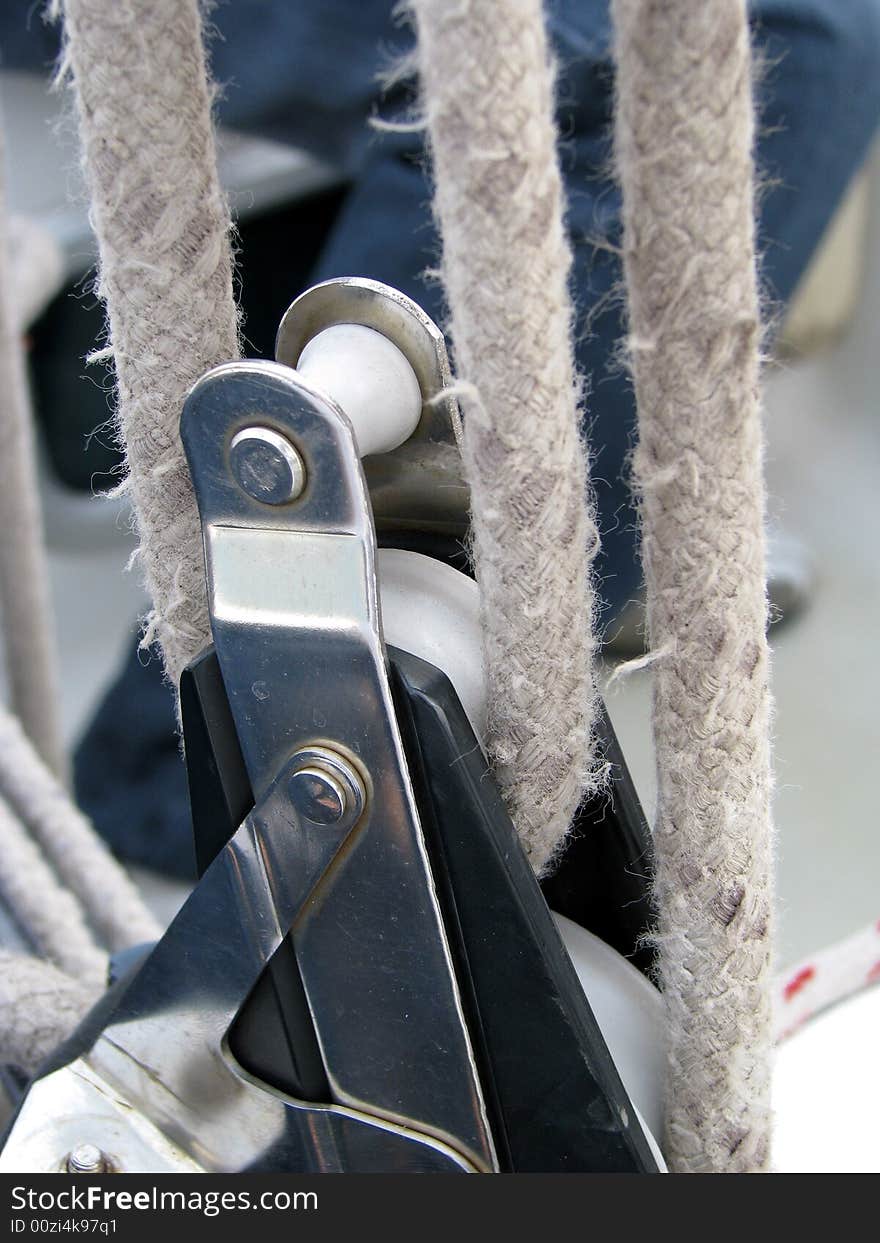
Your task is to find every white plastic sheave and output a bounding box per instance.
[377,548,486,741]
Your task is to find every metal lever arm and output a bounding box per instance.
[0,763,474,1172]
[179,361,496,1171]
[0,359,495,1174]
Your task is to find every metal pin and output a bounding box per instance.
[230,426,306,505]
[287,747,366,829]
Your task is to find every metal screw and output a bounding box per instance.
[230,426,306,505]
[66,1144,112,1174]
[287,747,366,829]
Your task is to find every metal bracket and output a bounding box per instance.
[178,360,496,1171]
[276,278,469,535]
[0,358,495,1174]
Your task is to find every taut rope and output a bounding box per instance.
[409,0,602,874]
[0,950,102,1076]
[0,707,160,953]
[0,122,64,777]
[612,0,775,1171]
[50,0,241,689]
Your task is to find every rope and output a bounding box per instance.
[0,950,100,1076]
[0,119,65,776]
[50,0,240,690]
[9,215,65,335]
[0,794,106,987]
[0,705,160,953]
[612,0,775,1171]
[0,107,153,1069]
[776,919,880,1044]
[409,0,602,874]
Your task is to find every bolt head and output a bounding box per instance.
[288,766,347,825]
[230,426,305,505]
[287,747,366,830]
[66,1143,110,1174]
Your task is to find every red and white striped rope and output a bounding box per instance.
[775,918,880,1043]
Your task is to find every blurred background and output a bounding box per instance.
[1,1,879,1172]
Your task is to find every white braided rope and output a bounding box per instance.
[410,0,602,874]
[0,706,160,953]
[612,0,775,1171]
[51,0,240,689]
[775,920,880,1044]
[0,950,100,1076]
[0,794,106,987]
[0,90,155,1046]
[0,116,65,776]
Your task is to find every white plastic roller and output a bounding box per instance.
[296,323,423,458]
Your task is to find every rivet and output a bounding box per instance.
[230,426,305,505]
[287,747,366,829]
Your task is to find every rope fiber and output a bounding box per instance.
[0,120,65,777]
[50,0,241,690]
[0,707,160,954]
[0,950,101,1077]
[409,0,603,875]
[612,0,775,1172]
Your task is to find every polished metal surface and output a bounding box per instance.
[229,425,306,505]
[179,359,496,1170]
[0,763,475,1173]
[275,278,469,534]
[287,745,366,830]
[0,1061,204,1174]
[289,766,346,824]
[1,353,496,1175]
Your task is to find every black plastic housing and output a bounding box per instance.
[180,644,658,1172]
